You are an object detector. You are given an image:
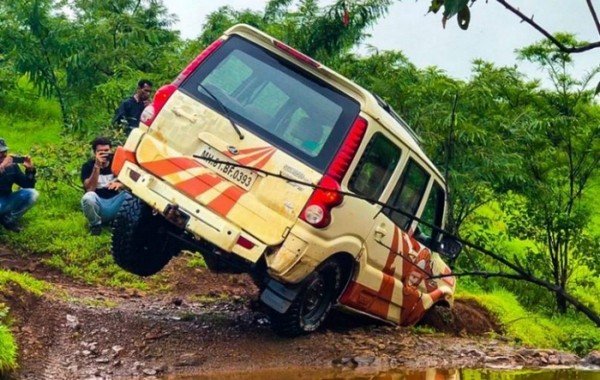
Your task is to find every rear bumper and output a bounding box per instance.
[117,161,266,263]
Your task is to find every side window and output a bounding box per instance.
[349,133,401,201]
[386,159,430,230]
[417,182,445,243]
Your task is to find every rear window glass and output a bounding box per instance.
[180,36,360,172]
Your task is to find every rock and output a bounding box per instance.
[175,353,205,367]
[66,314,81,330]
[95,358,110,364]
[172,297,183,307]
[556,352,579,365]
[112,345,124,355]
[352,356,375,367]
[332,357,354,367]
[143,369,157,376]
[82,350,92,356]
[583,350,600,366]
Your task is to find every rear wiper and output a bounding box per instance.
[198,83,244,140]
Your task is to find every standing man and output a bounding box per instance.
[0,138,38,232]
[81,137,129,235]
[112,79,153,135]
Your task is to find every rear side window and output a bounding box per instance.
[385,159,430,230]
[180,36,360,172]
[417,181,445,240]
[349,133,400,201]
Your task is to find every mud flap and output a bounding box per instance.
[260,279,301,314]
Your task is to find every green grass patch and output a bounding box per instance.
[0,324,17,374]
[0,270,51,373]
[457,286,600,355]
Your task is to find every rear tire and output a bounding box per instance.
[111,196,179,276]
[269,259,344,337]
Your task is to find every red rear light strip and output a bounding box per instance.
[301,115,368,228]
[327,116,368,181]
[274,40,321,68]
[173,38,225,86]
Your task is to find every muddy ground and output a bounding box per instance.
[0,245,596,379]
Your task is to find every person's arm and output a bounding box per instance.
[82,152,108,192]
[112,99,129,126]
[13,157,36,188]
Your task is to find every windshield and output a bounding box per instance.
[180,35,360,172]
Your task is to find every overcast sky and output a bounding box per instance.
[164,0,599,86]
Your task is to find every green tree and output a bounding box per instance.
[197,0,392,64]
[508,35,600,313]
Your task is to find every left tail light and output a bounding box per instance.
[141,38,225,127]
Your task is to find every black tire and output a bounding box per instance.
[111,196,178,276]
[202,253,230,273]
[269,259,344,337]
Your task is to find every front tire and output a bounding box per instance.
[269,259,344,337]
[111,196,178,276]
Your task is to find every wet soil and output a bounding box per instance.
[0,246,589,379]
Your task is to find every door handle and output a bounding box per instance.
[171,107,197,123]
[374,225,387,242]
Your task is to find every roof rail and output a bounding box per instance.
[372,93,423,144]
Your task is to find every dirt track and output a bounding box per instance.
[0,246,592,379]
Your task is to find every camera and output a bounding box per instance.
[11,156,25,164]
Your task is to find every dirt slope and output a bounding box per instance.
[0,247,585,379]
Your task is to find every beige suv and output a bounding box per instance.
[111,24,461,336]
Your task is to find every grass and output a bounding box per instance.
[0,98,147,289]
[458,286,600,355]
[0,270,51,373]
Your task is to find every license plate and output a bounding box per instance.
[195,145,257,191]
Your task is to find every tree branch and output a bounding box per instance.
[495,0,600,53]
[586,0,600,35]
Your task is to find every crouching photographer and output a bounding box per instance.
[81,137,130,236]
[0,138,39,232]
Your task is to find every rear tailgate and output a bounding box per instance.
[136,90,320,246]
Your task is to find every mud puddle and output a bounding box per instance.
[174,368,600,380]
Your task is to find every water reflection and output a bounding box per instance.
[169,367,600,380]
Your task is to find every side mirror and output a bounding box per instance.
[438,236,462,260]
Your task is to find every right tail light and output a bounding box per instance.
[300,116,368,228]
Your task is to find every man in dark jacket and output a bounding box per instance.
[112,79,153,135]
[0,138,38,232]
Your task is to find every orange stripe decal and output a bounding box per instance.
[207,185,246,216]
[175,173,223,199]
[237,148,276,165]
[143,157,201,177]
[252,149,276,169]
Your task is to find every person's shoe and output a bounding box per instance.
[1,221,22,233]
[89,225,102,236]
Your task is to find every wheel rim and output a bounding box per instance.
[300,269,337,328]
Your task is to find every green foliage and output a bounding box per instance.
[0,270,51,373]
[0,324,17,373]
[458,287,600,355]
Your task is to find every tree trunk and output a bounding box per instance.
[556,292,568,313]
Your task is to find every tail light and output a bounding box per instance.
[140,84,176,127]
[141,38,225,127]
[301,116,368,228]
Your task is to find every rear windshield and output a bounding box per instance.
[180,35,360,172]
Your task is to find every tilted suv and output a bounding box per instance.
[111,24,460,336]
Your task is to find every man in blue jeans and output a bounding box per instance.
[81,137,130,235]
[0,138,38,232]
